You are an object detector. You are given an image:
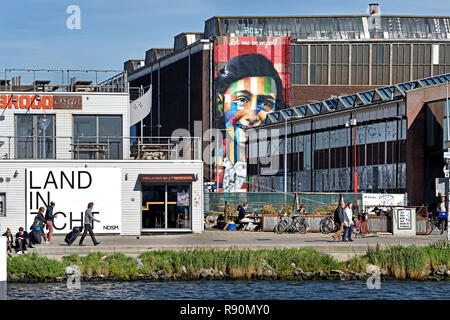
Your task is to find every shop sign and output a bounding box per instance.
[26,168,121,234]
[53,95,82,110]
[0,94,53,110]
[139,174,197,183]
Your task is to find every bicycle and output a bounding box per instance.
[274,215,308,234]
[426,213,439,235]
[320,217,337,234]
[350,213,369,239]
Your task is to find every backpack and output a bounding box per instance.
[32,217,41,231]
[333,208,340,222]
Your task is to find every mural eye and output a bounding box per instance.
[236,96,249,103]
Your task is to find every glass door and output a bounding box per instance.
[142,184,166,229]
[141,183,191,230]
[167,184,191,229]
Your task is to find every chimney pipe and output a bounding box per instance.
[369,3,379,15]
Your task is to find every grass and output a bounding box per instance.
[7,253,65,281]
[7,241,450,281]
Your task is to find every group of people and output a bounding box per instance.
[2,201,58,255]
[332,201,356,242]
[2,201,101,255]
[222,203,257,231]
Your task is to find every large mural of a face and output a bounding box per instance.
[214,37,291,192]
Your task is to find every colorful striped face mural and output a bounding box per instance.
[213,36,291,192]
[223,76,277,129]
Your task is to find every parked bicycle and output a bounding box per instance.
[320,217,337,234]
[426,212,447,235]
[274,215,308,234]
[426,213,439,235]
[351,213,369,238]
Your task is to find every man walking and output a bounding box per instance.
[45,201,59,244]
[79,202,101,246]
[332,201,345,241]
[342,202,354,242]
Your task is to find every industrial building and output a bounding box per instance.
[246,73,450,206]
[124,4,450,190]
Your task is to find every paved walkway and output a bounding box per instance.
[28,231,446,261]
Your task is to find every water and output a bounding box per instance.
[7,280,450,300]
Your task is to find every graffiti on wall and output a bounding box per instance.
[214,36,291,192]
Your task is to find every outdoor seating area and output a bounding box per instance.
[70,142,109,159]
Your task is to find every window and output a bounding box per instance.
[372,44,390,85]
[0,193,5,217]
[291,45,308,84]
[15,114,55,159]
[351,44,369,85]
[310,45,328,84]
[392,44,411,83]
[73,115,123,159]
[330,45,349,85]
[413,44,431,79]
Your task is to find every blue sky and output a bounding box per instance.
[0,0,448,83]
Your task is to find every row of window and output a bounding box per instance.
[290,43,450,85]
[15,114,123,160]
[248,163,407,193]
[248,140,406,175]
[210,17,450,40]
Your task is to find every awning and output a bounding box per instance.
[138,174,197,183]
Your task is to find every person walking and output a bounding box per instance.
[437,196,448,235]
[342,202,354,242]
[45,201,59,244]
[79,202,101,246]
[332,201,345,241]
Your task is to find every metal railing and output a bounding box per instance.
[0,135,202,161]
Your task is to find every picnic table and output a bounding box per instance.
[70,143,109,159]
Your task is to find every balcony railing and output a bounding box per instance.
[0,135,202,161]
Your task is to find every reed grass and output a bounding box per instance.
[7,241,450,281]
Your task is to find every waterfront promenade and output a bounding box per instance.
[30,231,445,261]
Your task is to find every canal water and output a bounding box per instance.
[7,280,450,300]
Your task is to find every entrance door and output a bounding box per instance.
[141,183,191,230]
[142,184,165,229]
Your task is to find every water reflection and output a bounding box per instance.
[7,281,450,300]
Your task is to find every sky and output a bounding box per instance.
[0,0,449,83]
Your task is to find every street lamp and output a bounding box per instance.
[345,118,358,194]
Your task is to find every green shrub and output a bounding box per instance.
[8,253,65,280]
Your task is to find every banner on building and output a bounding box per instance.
[26,168,121,234]
[213,36,291,192]
[130,86,152,126]
[362,193,406,214]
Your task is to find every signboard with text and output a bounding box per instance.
[26,168,121,234]
[398,209,412,229]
